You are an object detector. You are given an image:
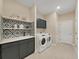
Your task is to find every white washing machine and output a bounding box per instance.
[36,33,52,53]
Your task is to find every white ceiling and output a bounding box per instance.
[36,0,76,15]
[17,0,76,15]
[17,0,34,7]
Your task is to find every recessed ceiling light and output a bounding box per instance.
[57,6,60,10]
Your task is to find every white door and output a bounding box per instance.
[58,20,73,44]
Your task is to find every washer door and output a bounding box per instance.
[40,37,47,46]
[41,38,46,45]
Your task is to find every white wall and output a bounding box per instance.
[0,0,3,15]
[29,5,36,21]
[45,12,59,43]
[44,11,75,44]
[58,11,75,45]
[37,11,44,19]
[2,0,35,21]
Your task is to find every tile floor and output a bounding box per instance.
[25,43,77,59]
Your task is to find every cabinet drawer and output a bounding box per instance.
[19,38,34,44]
[2,42,19,49]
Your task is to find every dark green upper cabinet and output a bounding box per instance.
[37,18,47,29]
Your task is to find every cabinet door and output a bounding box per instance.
[20,38,35,59]
[2,43,19,59]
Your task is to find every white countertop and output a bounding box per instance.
[0,36,35,44]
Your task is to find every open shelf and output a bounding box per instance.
[1,16,34,40]
[3,28,31,30]
[2,16,33,23]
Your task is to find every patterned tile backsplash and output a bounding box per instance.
[3,29,32,39]
[2,17,34,39]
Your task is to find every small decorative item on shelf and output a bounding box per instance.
[16,16,20,20]
[25,25,29,28]
[10,15,15,19]
[17,24,20,29]
[14,24,17,29]
[22,17,26,20]
[23,32,26,36]
[20,24,24,29]
[12,25,14,28]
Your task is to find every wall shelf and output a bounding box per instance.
[3,28,31,30]
[1,16,34,40]
[2,16,33,23]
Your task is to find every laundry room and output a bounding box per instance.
[0,0,78,59]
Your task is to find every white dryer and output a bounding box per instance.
[47,35,52,48]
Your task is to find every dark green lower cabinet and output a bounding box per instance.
[2,44,19,59]
[0,38,35,59]
[20,38,35,59]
